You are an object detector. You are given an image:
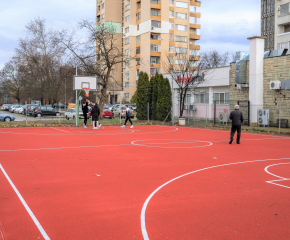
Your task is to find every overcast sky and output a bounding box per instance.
[0,0,260,69]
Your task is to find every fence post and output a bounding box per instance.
[248,101,250,126]
[147,102,149,123]
[188,109,189,125]
[279,102,281,133]
[214,101,216,125]
[25,101,27,126]
[194,105,195,124]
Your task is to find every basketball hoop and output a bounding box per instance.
[83,87,90,97]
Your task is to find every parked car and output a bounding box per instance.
[126,103,136,111]
[53,103,66,108]
[10,104,23,113]
[104,104,114,111]
[1,104,12,111]
[112,106,135,119]
[33,106,60,117]
[65,108,84,120]
[23,104,39,116]
[102,108,113,119]
[14,106,24,114]
[0,113,15,122]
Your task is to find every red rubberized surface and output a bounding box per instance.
[0,126,289,240]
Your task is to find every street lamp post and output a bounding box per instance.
[112,67,116,105]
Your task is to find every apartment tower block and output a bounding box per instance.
[97,0,201,103]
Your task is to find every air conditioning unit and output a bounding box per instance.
[270,80,281,90]
[242,84,249,88]
[151,63,154,66]
[219,113,228,124]
[151,27,154,30]
[257,109,269,126]
[237,84,241,90]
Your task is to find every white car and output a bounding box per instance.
[65,108,84,120]
[15,107,24,114]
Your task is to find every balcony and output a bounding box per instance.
[190,34,201,40]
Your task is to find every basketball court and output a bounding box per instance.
[0,125,289,240]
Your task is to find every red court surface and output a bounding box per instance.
[0,125,289,240]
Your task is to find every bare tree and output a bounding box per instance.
[199,50,231,69]
[57,19,135,115]
[163,48,206,117]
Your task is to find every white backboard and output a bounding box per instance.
[73,76,98,90]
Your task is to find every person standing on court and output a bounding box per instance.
[121,105,133,129]
[91,103,102,129]
[229,104,244,144]
[82,100,88,128]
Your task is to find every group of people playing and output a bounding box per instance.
[82,99,133,129]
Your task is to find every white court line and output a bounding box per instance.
[0,144,131,152]
[0,164,50,240]
[131,139,212,149]
[140,157,290,240]
[265,163,290,189]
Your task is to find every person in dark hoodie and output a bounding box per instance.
[82,100,88,128]
[229,104,244,144]
[91,103,102,129]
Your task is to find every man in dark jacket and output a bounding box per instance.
[229,105,244,144]
[91,103,102,129]
[82,100,88,128]
[121,105,133,129]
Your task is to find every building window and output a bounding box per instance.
[189,49,200,56]
[169,46,174,53]
[213,93,230,104]
[136,46,140,54]
[189,61,197,67]
[102,14,105,19]
[169,57,173,64]
[150,68,161,76]
[151,33,160,40]
[137,24,139,30]
[102,3,105,9]
[151,9,160,16]
[279,41,290,49]
[175,59,187,65]
[125,27,129,33]
[125,49,130,55]
[176,1,187,8]
[125,4,130,11]
[125,38,130,44]
[280,3,289,16]
[175,36,187,42]
[151,0,160,3]
[190,17,200,24]
[150,44,161,52]
[284,25,290,33]
[194,94,200,104]
[190,6,200,13]
[186,94,191,104]
[125,71,130,78]
[169,34,174,41]
[151,20,161,28]
[169,11,174,18]
[150,56,160,64]
[169,0,174,6]
[176,47,187,54]
[125,60,130,66]
[176,12,187,19]
[136,12,141,20]
[136,35,141,43]
[176,24,187,31]
[169,23,174,30]
[125,15,130,22]
[136,58,141,65]
[125,82,129,88]
[124,93,129,99]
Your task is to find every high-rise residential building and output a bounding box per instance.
[261,0,290,51]
[97,0,201,103]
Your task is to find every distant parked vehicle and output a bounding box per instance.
[1,104,12,111]
[14,106,24,114]
[10,104,23,113]
[23,104,39,116]
[33,106,60,117]
[53,103,66,108]
[104,104,114,111]
[0,113,15,122]
[112,106,135,119]
[102,108,113,119]
[64,108,84,120]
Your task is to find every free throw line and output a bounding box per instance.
[0,164,50,240]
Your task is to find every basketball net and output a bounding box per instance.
[83,87,90,97]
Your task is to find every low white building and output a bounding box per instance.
[164,66,230,119]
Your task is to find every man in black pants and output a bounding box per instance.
[229,104,244,144]
[82,100,88,128]
[121,105,133,129]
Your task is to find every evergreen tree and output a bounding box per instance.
[156,76,172,121]
[136,71,149,120]
[150,72,159,120]
[147,75,154,119]
[130,90,137,103]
